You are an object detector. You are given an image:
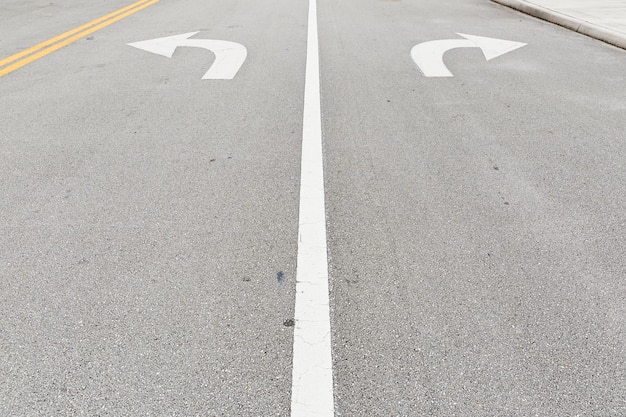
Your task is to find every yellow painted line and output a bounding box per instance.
[0,0,152,68]
[0,0,159,77]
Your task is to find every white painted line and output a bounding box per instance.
[290,0,335,415]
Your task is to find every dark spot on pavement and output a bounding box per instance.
[243,277,251,282]
[209,158,216,162]
[493,165,499,170]
[284,319,295,327]
[277,271,285,285]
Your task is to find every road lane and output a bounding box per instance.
[0,0,307,414]
[318,0,626,415]
[2,0,626,415]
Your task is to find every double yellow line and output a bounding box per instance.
[0,0,159,78]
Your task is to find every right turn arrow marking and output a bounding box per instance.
[411,33,527,77]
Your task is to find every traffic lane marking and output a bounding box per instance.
[411,33,527,77]
[0,0,159,78]
[0,0,152,68]
[127,32,247,80]
[291,0,335,415]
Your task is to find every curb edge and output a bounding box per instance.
[492,0,626,51]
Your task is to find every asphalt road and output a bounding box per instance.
[1,0,625,416]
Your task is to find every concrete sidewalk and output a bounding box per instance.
[492,0,626,50]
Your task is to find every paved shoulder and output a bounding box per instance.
[493,0,626,50]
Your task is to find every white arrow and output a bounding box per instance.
[128,32,247,80]
[411,33,527,77]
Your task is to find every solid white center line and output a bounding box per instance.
[290,0,335,415]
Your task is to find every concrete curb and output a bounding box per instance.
[492,0,626,51]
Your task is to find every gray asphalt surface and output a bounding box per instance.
[1,0,626,416]
[321,0,626,415]
[1,0,306,415]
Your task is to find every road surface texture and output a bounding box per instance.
[1,0,625,415]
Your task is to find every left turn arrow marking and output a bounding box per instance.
[128,32,247,80]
